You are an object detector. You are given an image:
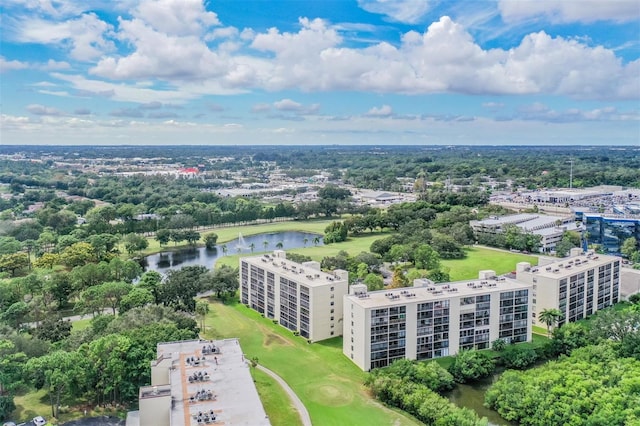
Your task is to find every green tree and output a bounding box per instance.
[61,242,95,268]
[196,300,210,332]
[363,273,384,291]
[0,252,29,276]
[204,233,219,249]
[621,237,638,259]
[138,270,163,304]
[119,287,154,313]
[201,265,239,300]
[159,265,208,312]
[25,350,89,419]
[122,233,149,254]
[448,349,495,383]
[414,244,440,270]
[538,308,563,337]
[155,228,171,246]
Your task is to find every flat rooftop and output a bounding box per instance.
[519,253,620,279]
[158,339,271,426]
[346,276,531,309]
[242,252,346,287]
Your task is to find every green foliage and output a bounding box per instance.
[33,317,72,343]
[204,233,219,249]
[158,265,208,312]
[491,339,506,352]
[366,373,487,425]
[500,345,538,369]
[122,233,149,254]
[448,349,495,383]
[0,252,29,276]
[538,308,563,337]
[324,221,348,244]
[485,343,640,426]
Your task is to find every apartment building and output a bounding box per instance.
[240,250,348,342]
[343,271,532,371]
[516,249,621,326]
[126,338,269,426]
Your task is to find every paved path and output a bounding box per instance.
[256,364,312,426]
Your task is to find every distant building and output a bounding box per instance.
[516,249,621,327]
[240,250,348,342]
[580,213,640,255]
[343,271,532,371]
[471,213,579,253]
[126,338,269,426]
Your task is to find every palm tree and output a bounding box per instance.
[249,243,255,253]
[276,241,284,250]
[313,236,321,246]
[263,240,269,251]
[303,237,309,247]
[539,308,563,337]
[221,244,228,256]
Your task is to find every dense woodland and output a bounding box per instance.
[0,145,638,422]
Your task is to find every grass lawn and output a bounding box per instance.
[442,246,538,281]
[71,318,91,331]
[250,367,303,426]
[12,389,51,424]
[202,299,420,426]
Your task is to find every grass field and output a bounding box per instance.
[202,299,420,426]
[250,368,303,426]
[442,246,538,281]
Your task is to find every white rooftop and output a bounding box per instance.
[518,252,620,279]
[347,276,530,309]
[242,252,347,287]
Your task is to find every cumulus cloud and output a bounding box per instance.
[14,13,114,60]
[357,0,431,24]
[0,56,28,72]
[499,0,640,23]
[110,108,144,118]
[366,105,394,117]
[74,108,92,115]
[251,103,271,113]
[27,104,65,116]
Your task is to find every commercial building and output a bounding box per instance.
[470,213,579,253]
[515,249,621,327]
[343,271,532,371]
[126,338,270,426]
[240,250,348,342]
[580,213,640,255]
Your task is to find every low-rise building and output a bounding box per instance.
[471,213,579,253]
[343,271,532,371]
[516,249,621,327]
[126,338,269,426]
[240,250,348,342]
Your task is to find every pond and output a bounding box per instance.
[141,231,323,274]
[446,370,516,426]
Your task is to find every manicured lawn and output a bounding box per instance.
[250,367,303,426]
[202,299,419,426]
[12,389,51,424]
[442,246,538,281]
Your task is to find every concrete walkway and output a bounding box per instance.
[256,364,312,426]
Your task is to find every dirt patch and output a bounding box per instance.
[256,322,293,347]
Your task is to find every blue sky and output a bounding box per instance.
[1,0,639,145]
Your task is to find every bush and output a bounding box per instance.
[500,346,538,369]
[448,349,495,383]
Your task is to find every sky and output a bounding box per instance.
[1,0,639,146]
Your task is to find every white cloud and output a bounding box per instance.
[357,0,432,24]
[0,56,28,72]
[366,105,394,117]
[251,103,271,113]
[499,0,640,23]
[14,13,114,60]
[134,0,219,36]
[27,104,65,116]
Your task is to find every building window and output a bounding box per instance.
[331,309,335,314]
[330,301,335,306]
[331,316,334,321]
[331,286,334,291]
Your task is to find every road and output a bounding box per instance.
[256,364,312,426]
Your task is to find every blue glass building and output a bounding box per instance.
[583,213,640,255]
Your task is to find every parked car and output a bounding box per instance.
[3,422,17,426]
[33,417,47,426]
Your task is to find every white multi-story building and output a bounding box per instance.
[516,249,621,326]
[240,250,348,342]
[126,338,269,426]
[343,271,532,371]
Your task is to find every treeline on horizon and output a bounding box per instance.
[2,144,639,190]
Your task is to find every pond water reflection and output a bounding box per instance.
[141,231,322,274]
